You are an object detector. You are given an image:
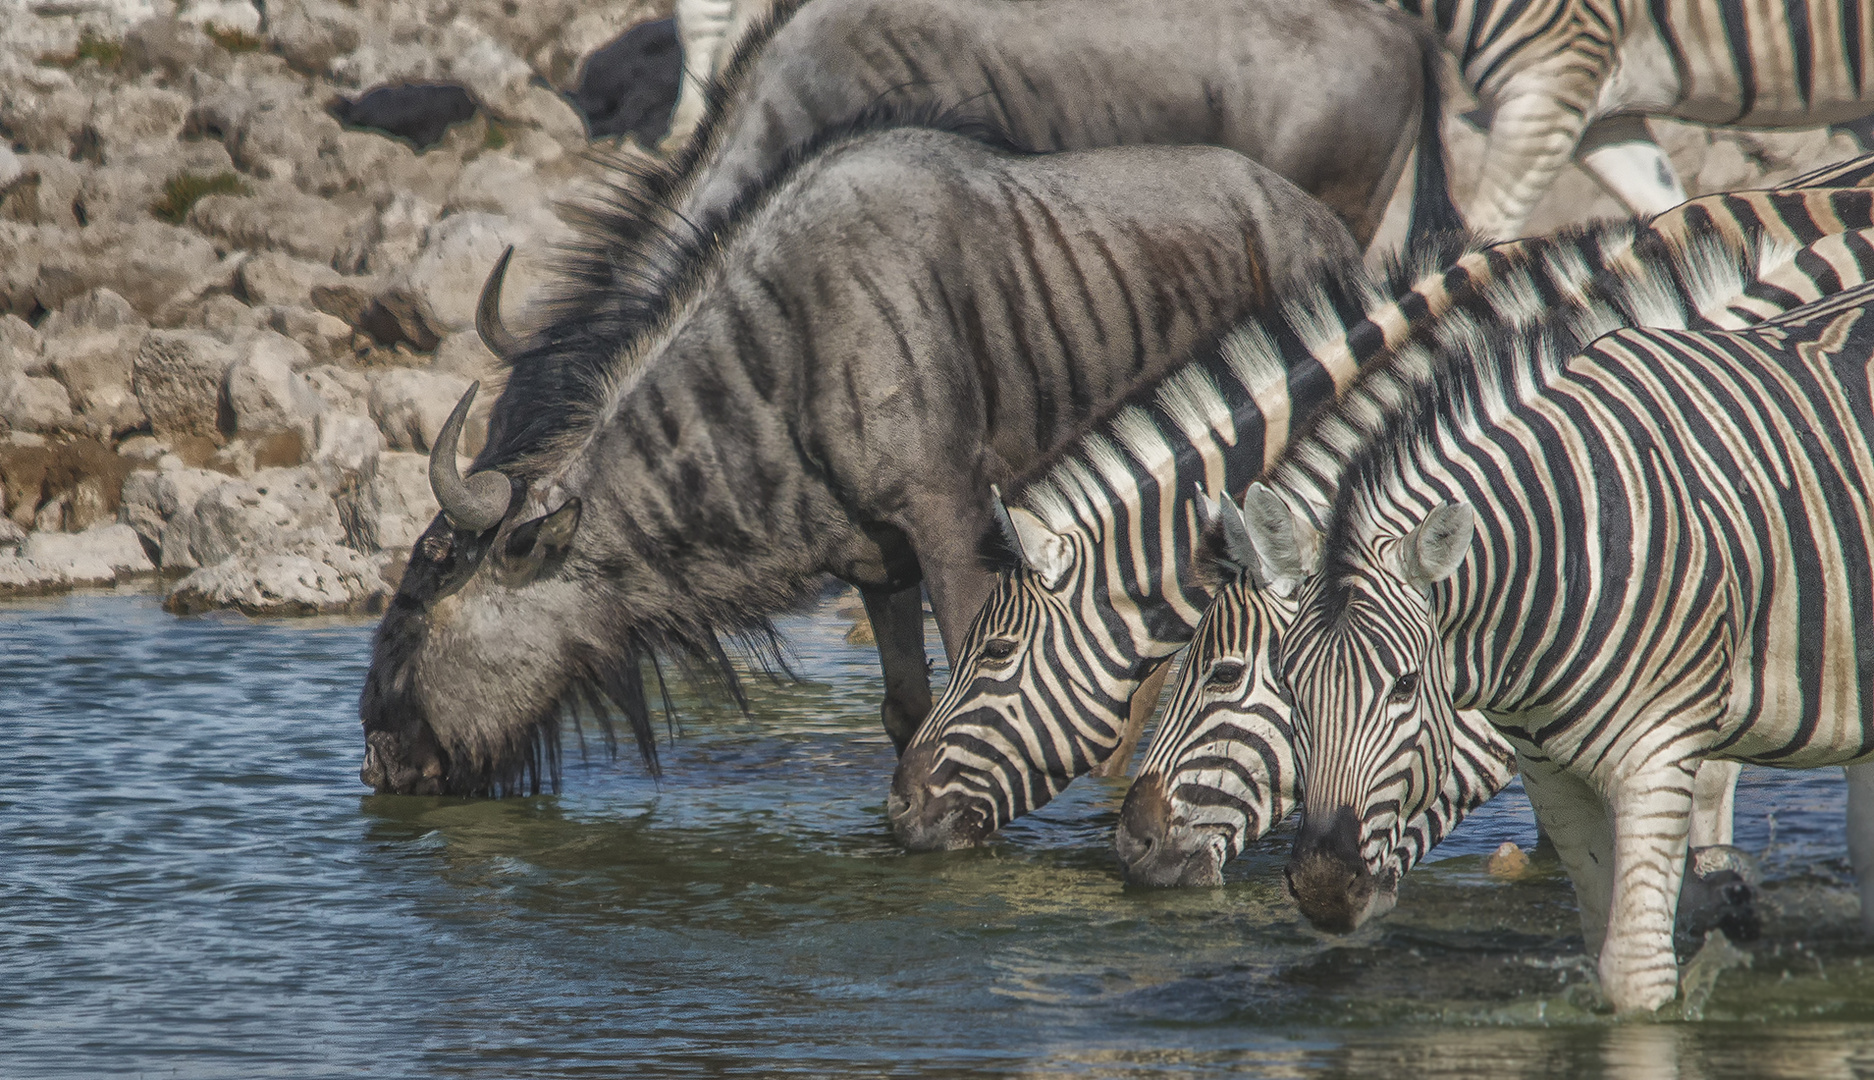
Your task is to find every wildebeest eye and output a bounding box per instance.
[421,534,453,563]
[982,638,1018,662]
[1205,659,1246,690]
[1388,671,1420,705]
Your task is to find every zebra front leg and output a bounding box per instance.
[860,583,934,755]
[1466,76,1600,238]
[1689,759,1739,847]
[1847,762,1874,933]
[1089,658,1170,779]
[1517,747,1617,954]
[1574,114,1689,216]
[1601,759,1700,1014]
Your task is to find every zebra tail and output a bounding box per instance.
[1406,31,1464,240]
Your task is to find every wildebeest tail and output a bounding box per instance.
[1406,29,1464,239]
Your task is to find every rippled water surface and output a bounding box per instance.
[7,590,1874,1078]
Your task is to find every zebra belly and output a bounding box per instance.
[1660,0,1874,125]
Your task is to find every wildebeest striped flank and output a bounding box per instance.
[646,0,1461,249]
[357,118,1363,796]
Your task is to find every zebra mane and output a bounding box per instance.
[476,67,1035,482]
[1310,222,1779,597]
[1004,229,1484,543]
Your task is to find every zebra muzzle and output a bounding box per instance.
[1284,804,1395,932]
[887,744,993,851]
[1114,772,1225,887]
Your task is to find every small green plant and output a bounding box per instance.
[204,23,265,53]
[482,119,510,152]
[38,28,123,70]
[149,171,249,224]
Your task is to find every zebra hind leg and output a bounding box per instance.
[1574,114,1689,217]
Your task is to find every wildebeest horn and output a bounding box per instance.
[476,247,522,358]
[430,382,510,533]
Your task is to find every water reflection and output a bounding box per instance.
[6,593,1874,1078]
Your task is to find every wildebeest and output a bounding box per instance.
[564,18,684,145]
[358,118,1364,796]
[328,83,479,151]
[643,0,1461,250]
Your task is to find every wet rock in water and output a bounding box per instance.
[565,18,681,145]
[0,523,154,595]
[1677,844,1763,944]
[133,330,238,440]
[1483,841,1532,879]
[159,466,343,571]
[329,83,479,150]
[163,538,389,616]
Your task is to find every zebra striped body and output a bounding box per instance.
[1248,273,1874,1014]
[890,183,1874,853]
[1385,0,1874,234]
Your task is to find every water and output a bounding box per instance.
[5,590,1874,1078]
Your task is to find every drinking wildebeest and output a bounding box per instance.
[564,18,684,145]
[631,0,1461,251]
[358,119,1365,796]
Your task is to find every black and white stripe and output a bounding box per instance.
[889,180,1874,853]
[1249,263,1874,1013]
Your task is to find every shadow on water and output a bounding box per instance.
[7,592,1874,1077]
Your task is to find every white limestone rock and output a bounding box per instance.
[159,465,343,570]
[367,367,471,452]
[119,465,227,547]
[133,329,239,439]
[162,539,389,615]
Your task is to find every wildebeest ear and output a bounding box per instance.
[1399,502,1473,589]
[992,486,1074,590]
[1241,483,1320,597]
[505,498,582,564]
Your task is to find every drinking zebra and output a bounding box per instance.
[1228,272,1874,1014]
[652,0,1460,248]
[889,178,1874,853]
[358,119,1364,796]
[1385,0,1874,236]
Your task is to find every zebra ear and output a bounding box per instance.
[1215,495,1260,579]
[993,487,1075,590]
[1241,483,1320,597]
[1399,502,1474,588]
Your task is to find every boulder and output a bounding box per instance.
[300,363,371,415]
[163,539,388,616]
[43,328,149,436]
[264,305,355,364]
[0,146,21,190]
[0,154,86,228]
[119,464,231,547]
[565,18,680,146]
[0,441,54,527]
[266,0,365,77]
[39,287,144,338]
[237,251,344,309]
[0,515,24,553]
[0,371,75,434]
[32,220,221,319]
[134,330,238,439]
[187,184,356,267]
[311,409,384,476]
[340,450,435,552]
[0,315,45,371]
[367,367,471,452]
[176,0,262,35]
[122,15,231,81]
[222,331,324,440]
[87,83,192,154]
[395,212,529,337]
[159,465,343,570]
[14,523,153,586]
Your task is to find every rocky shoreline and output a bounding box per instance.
[0,0,663,613]
[1,0,1860,616]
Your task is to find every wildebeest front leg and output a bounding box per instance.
[860,583,932,755]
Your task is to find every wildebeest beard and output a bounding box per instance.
[361,544,797,798]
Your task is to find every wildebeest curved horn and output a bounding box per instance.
[476,247,522,359]
[430,382,510,533]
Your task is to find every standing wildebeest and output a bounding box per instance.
[358,120,1364,796]
[635,0,1460,250]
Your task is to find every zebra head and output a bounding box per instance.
[888,491,1170,851]
[1116,493,1303,887]
[1247,483,1476,933]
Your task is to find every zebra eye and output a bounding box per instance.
[1206,659,1246,690]
[1388,672,1420,705]
[982,638,1018,662]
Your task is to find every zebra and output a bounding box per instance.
[1383,0,1874,236]
[888,180,1874,854]
[1231,266,1874,1014]
[648,0,1460,249]
[358,119,1366,796]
